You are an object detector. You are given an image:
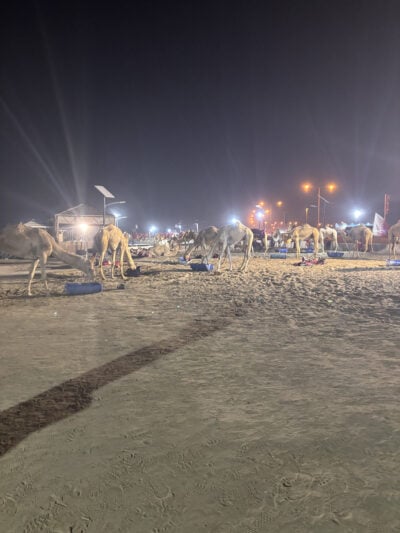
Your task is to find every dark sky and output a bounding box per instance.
[1,0,400,231]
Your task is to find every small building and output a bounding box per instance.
[54,203,115,252]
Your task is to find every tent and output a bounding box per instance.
[54,203,115,250]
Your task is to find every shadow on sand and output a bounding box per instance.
[0,318,229,457]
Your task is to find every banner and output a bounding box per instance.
[384,194,390,218]
[372,212,387,236]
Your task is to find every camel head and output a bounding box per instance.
[88,256,99,278]
[83,258,96,281]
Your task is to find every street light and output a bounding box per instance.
[94,185,126,226]
[301,182,337,226]
[115,215,127,228]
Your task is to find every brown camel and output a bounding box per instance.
[0,223,95,296]
[343,225,373,253]
[286,224,320,257]
[205,221,254,272]
[388,221,400,258]
[184,226,219,261]
[90,225,137,280]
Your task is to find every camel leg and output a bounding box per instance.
[239,251,247,271]
[119,249,128,280]
[126,247,137,270]
[204,241,216,265]
[184,243,195,261]
[217,244,227,271]
[226,246,233,270]
[110,249,117,279]
[240,238,253,271]
[39,254,49,293]
[27,259,40,296]
[99,251,107,280]
[296,238,301,258]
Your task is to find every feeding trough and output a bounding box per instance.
[386,259,400,267]
[270,253,287,259]
[126,266,141,277]
[327,251,345,258]
[190,263,214,271]
[65,282,103,295]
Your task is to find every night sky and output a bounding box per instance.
[1,0,400,231]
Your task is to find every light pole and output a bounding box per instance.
[105,200,126,225]
[305,207,309,224]
[115,215,127,228]
[94,185,126,226]
[302,182,337,226]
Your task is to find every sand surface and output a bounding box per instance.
[1,253,400,532]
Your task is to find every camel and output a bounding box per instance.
[90,224,137,280]
[319,227,338,252]
[184,226,219,261]
[205,221,254,272]
[388,221,400,258]
[148,241,172,257]
[271,229,290,249]
[0,223,95,296]
[342,225,373,254]
[286,224,320,258]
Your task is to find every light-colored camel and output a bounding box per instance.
[319,227,338,252]
[343,225,373,253]
[147,241,172,257]
[271,229,290,249]
[0,223,95,296]
[90,224,137,280]
[184,226,219,261]
[286,224,320,257]
[388,221,400,258]
[205,221,254,272]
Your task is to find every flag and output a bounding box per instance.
[372,213,387,236]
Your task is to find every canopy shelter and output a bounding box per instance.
[54,203,115,251]
[24,219,51,229]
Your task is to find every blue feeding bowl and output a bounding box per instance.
[278,248,288,253]
[270,253,287,259]
[65,282,103,295]
[387,259,400,267]
[327,251,345,258]
[190,263,214,271]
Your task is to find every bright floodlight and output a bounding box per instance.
[94,185,115,198]
[78,223,88,232]
[231,217,240,224]
[256,211,264,220]
[149,225,157,233]
[353,209,363,220]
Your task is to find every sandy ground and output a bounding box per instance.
[1,252,400,532]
